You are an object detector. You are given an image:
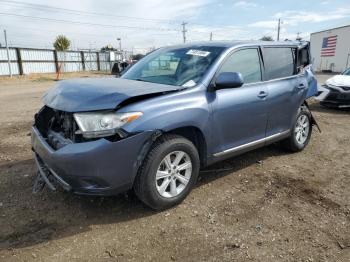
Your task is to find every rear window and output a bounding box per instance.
[264,47,295,80]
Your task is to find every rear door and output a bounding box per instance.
[210,47,269,156]
[297,43,318,99]
[261,46,307,137]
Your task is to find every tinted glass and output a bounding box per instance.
[343,68,350,76]
[264,47,295,80]
[218,49,262,84]
[122,46,225,86]
[298,48,309,67]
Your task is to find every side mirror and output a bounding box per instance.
[214,72,244,90]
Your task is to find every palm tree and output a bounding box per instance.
[53,35,71,80]
[53,35,71,51]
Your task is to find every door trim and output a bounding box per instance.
[213,130,290,157]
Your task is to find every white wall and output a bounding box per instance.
[310,25,350,73]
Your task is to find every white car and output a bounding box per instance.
[316,68,350,108]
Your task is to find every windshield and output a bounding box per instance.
[122,46,225,86]
[343,68,350,76]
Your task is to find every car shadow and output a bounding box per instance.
[308,102,350,115]
[0,144,289,250]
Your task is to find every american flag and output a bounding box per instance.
[321,35,337,57]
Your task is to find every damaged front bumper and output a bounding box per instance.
[31,126,156,196]
[315,85,350,108]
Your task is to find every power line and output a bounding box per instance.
[0,0,246,36]
[2,24,177,39]
[2,24,114,38]
[0,0,231,29]
[1,24,181,51]
[0,0,180,24]
[0,12,180,32]
[0,0,254,40]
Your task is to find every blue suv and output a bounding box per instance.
[32,41,318,209]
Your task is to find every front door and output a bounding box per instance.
[210,48,268,156]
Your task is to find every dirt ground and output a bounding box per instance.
[0,73,349,262]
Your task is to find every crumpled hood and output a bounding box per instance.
[326,75,350,87]
[43,77,180,112]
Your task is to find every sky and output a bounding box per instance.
[0,0,349,53]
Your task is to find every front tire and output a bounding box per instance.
[134,134,200,210]
[283,105,312,152]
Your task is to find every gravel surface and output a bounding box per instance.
[0,73,349,261]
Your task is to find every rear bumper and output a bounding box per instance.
[31,126,155,195]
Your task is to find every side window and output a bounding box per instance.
[264,47,295,80]
[218,48,262,84]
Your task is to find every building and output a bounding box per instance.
[310,25,350,73]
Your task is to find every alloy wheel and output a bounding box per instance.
[294,114,310,145]
[155,151,192,198]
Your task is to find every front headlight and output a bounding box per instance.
[73,111,143,138]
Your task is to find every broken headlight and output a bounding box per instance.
[73,111,142,139]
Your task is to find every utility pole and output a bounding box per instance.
[117,37,122,60]
[210,32,213,41]
[117,38,121,51]
[182,22,187,43]
[277,18,281,41]
[4,30,12,77]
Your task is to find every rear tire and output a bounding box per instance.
[134,134,200,210]
[282,105,312,152]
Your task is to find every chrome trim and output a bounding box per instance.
[213,130,290,157]
[240,74,302,87]
[258,74,299,84]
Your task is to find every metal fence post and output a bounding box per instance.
[15,48,23,75]
[81,51,85,71]
[96,52,100,71]
[4,30,12,77]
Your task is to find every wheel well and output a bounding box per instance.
[166,126,207,168]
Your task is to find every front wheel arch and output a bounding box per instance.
[133,134,200,210]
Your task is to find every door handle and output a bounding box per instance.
[257,91,268,98]
[297,83,306,89]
